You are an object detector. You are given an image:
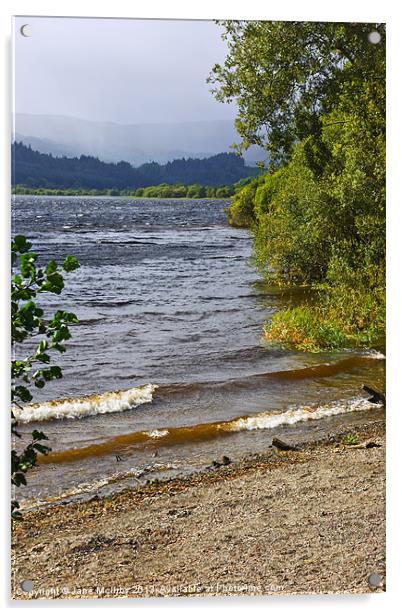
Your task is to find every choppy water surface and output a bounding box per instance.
[12,196,385,507]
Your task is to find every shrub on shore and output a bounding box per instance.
[264,306,347,352]
[211,21,385,352]
[12,182,237,199]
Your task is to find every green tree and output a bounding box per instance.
[227,177,259,227]
[209,21,385,168]
[186,184,202,199]
[213,21,385,350]
[11,235,80,519]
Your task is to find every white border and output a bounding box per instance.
[1,1,401,614]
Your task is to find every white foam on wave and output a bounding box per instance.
[13,384,157,423]
[225,397,377,433]
[364,350,386,359]
[144,429,169,439]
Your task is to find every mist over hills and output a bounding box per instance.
[14,113,263,166]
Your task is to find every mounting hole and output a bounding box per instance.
[20,579,34,592]
[20,24,32,38]
[368,572,382,588]
[368,31,381,44]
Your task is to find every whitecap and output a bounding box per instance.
[225,397,377,433]
[13,384,157,423]
[144,429,169,439]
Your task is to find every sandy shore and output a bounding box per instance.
[12,420,385,599]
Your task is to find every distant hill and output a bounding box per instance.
[12,142,260,189]
[14,113,265,166]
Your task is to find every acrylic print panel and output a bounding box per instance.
[11,16,386,598]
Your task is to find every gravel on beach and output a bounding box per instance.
[12,420,385,599]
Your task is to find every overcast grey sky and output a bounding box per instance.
[13,16,237,125]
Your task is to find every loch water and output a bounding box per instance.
[12,196,385,506]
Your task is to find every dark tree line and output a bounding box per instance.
[12,142,259,190]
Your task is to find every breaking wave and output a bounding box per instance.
[144,429,169,438]
[226,397,376,432]
[39,396,378,465]
[13,384,157,423]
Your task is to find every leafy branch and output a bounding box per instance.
[11,235,80,519]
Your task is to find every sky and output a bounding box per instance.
[13,16,237,125]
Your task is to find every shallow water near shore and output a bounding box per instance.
[12,196,385,508]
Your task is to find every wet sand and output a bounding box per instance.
[12,419,385,599]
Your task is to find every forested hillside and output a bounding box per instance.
[11,142,259,189]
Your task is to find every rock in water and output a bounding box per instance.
[362,385,386,406]
[272,437,298,451]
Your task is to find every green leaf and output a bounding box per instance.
[19,252,37,278]
[49,366,62,378]
[37,339,48,353]
[11,501,21,520]
[45,259,58,275]
[12,274,22,286]
[13,385,33,403]
[33,443,51,454]
[62,255,80,272]
[12,235,32,254]
[12,472,27,487]
[32,430,49,441]
[36,352,50,363]
[44,271,64,292]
